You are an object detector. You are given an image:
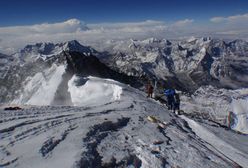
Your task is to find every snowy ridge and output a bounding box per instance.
[1,77,248,167]
[13,40,96,63]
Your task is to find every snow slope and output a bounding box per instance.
[12,74,122,107]
[181,115,248,168]
[12,64,66,105]
[1,77,248,168]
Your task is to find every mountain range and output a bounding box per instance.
[100,37,248,91]
[0,38,248,167]
[1,37,248,104]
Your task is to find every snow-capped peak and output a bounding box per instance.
[64,18,81,25]
[16,40,96,62]
[187,36,198,43]
[142,37,161,44]
[62,40,96,55]
[64,18,89,31]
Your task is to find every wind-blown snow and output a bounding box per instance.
[231,98,248,134]
[68,76,122,106]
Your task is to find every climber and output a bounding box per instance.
[173,92,180,114]
[164,89,175,110]
[146,81,154,98]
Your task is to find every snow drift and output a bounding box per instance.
[68,76,123,106]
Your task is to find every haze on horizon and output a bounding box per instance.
[0,0,248,54]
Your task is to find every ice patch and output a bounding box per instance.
[231,98,248,134]
[68,76,122,106]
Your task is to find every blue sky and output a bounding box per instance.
[0,0,248,26]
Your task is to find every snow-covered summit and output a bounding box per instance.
[14,40,97,63]
[62,40,97,55]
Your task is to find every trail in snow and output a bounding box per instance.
[181,115,248,168]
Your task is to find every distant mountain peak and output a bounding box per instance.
[62,40,97,55]
[17,40,97,62]
[63,40,85,50]
[65,39,81,46]
[64,18,89,31]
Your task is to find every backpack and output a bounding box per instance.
[164,89,175,96]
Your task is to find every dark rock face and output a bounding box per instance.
[51,51,142,105]
[189,52,215,86]
[0,48,142,104]
[64,51,141,87]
